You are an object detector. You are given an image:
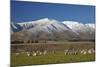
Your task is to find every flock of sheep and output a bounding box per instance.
[64,48,95,55]
[14,48,95,56]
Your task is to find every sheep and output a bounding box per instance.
[26,52,30,56]
[80,49,87,55]
[43,50,47,55]
[83,51,87,54]
[64,49,69,55]
[36,51,42,55]
[87,49,92,54]
[92,49,95,54]
[64,49,78,55]
[87,48,95,54]
[15,53,20,56]
[32,52,37,56]
[74,50,78,55]
[39,52,42,55]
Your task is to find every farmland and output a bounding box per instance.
[11,41,95,66]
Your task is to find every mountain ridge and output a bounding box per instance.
[11,18,95,41]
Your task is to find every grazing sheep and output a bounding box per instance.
[80,50,87,55]
[15,53,20,56]
[83,51,87,54]
[26,52,30,56]
[32,52,37,56]
[87,48,95,54]
[43,50,47,55]
[88,49,92,54]
[68,51,73,55]
[36,51,42,55]
[64,49,78,55]
[39,52,42,55]
[74,50,78,55]
[92,49,95,54]
[64,49,69,55]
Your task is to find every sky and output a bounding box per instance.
[11,1,95,23]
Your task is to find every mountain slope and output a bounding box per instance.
[11,18,95,41]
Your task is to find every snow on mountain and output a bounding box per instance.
[11,22,17,29]
[11,22,23,32]
[62,21,95,40]
[11,18,95,40]
[16,18,71,33]
[62,21,95,31]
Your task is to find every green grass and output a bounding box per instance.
[11,52,95,66]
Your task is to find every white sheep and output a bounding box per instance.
[64,49,69,55]
[26,52,30,56]
[43,50,47,55]
[15,53,20,56]
[80,50,87,55]
[87,48,95,54]
[32,52,37,56]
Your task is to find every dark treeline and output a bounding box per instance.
[11,40,47,44]
[68,39,95,42]
[11,39,95,44]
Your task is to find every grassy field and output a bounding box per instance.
[11,41,95,66]
[11,52,95,66]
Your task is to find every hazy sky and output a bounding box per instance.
[11,1,95,23]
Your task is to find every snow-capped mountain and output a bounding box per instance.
[62,21,95,32]
[11,18,95,41]
[17,18,71,33]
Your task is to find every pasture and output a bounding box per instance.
[11,41,95,66]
